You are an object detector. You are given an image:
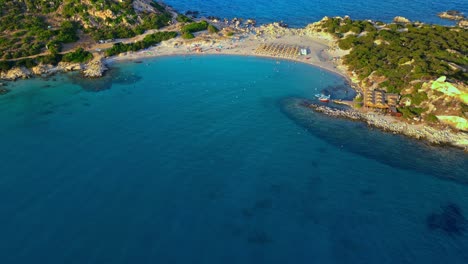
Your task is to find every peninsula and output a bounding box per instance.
[0,0,467,149]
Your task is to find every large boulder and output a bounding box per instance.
[438,10,465,21]
[31,64,56,76]
[458,20,468,28]
[0,67,32,81]
[58,62,83,71]
[393,16,411,24]
[82,58,108,78]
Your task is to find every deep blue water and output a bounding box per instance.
[164,0,467,27]
[0,56,467,263]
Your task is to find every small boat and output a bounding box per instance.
[319,96,330,103]
[315,94,330,103]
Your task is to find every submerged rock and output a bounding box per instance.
[0,87,10,95]
[427,203,466,235]
[279,97,468,183]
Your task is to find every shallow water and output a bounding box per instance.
[0,56,467,263]
[164,0,467,27]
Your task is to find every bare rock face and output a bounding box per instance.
[132,0,161,14]
[438,10,465,21]
[31,64,56,76]
[393,16,411,23]
[58,62,83,72]
[82,58,108,78]
[458,20,468,28]
[0,67,32,81]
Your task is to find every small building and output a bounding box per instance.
[385,93,400,106]
[364,89,400,109]
[300,48,309,55]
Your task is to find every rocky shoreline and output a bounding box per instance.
[437,10,465,21]
[306,102,468,151]
[0,57,107,82]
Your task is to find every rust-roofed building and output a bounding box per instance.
[385,93,399,107]
[364,89,400,109]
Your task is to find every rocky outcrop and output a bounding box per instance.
[132,0,161,14]
[0,67,32,81]
[307,103,468,149]
[458,20,468,28]
[393,16,411,23]
[58,62,83,72]
[82,58,108,78]
[438,10,465,21]
[31,64,56,76]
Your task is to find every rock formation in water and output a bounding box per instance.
[438,10,465,21]
[393,16,411,23]
[31,64,56,76]
[427,203,466,235]
[82,58,108,78]
[301,99,468,149]
[0,67,32,81]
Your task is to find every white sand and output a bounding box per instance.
[104,28,349,80]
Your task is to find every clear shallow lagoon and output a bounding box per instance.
[164,0,467,27]
[0,56,467,263]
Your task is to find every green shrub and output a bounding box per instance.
[409,92,428,105]
[338,35,357,50]
[62,48,93,63]
[0,61,11,71]
[181,21,209,33]
[181,32,195,39]
[105,31,177,56]
[207,24,219,33]
[176,15,192,23]
[425,114,438,123]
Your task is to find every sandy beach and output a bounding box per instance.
[104,23,350,81]
[100,23,468,150]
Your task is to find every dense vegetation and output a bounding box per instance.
[321,17,468,121]
[62,48,93,63]
[105,31,177,56]
[181,21,209,34]
[208,24,219,34]
[321,18,467,94]
[0,0,173,61]
[176,15,193,23]
[0,48,93,71]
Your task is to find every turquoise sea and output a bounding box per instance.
[164,0,467,27]
[0,56,467,263]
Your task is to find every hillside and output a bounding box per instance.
[316,17,468,129]
[0,0,173,61]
